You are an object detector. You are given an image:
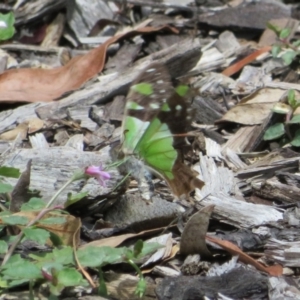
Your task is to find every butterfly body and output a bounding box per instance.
[119,63,204,199]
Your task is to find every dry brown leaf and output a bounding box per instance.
[27,118,44,134]
[222,46,271,77]
[206,235,283,276]
[216,88,288,125]
[0,122,28,141]
[180,205,214,256]
[79,227,166,250]
[0,26,178,103]
[0,211,81,247]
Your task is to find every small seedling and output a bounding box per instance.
[263,89,300,146]
[267,22,300,66]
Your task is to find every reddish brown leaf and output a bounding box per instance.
[0,26,178,103]
[222,46,271,77]
[206,235,283,276]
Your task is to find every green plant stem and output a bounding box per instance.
[127,259,143,279]
[45,178,74,209]
[285,109,294,140]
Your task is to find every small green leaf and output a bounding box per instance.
[0,240,8,254]
[65,191,88,207]
[2,260,41,280]
[291,129,300,147]
[0,166,20,178]
[132,83,153,96]
[288,89,296,108]
[266,22,281,35]
[0,12,15,41]
[56,268,83,286]
[279,28,291,39]
[138,242,163,258]
[1,215,28,225]
[0,182,13,193]
[23,228,50,245]
[272,103,290,114]
[271,45,281,58]
[263,123,285,141]
[38,217,66,225]
[287,114,300,124]
[292,40,300,47]
[77,246,125,268]
[21,197,45,211]
[133,240,144,258]
[282,50,296,65]
[175,85,189,97]
[29,247,74,266]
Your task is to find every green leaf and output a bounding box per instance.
[38,217,66,225]
[0,240,8,254]
[287,114,300,124]
[279,28,291,39]
[21,197,45,211]
[132,83,153,96]
[266,22,281,35]
[1,215,28,225]
[291,129,300,147]
[288,89,296,108]
[0,12,15,41]
[292,40,300,47]
[271,45,281,58]
[56,268,83,286]
[0,166,20,178]
[77,246,125,268]
[0,182,13,193]
[48,231,64,247]
[263,123,285,141]
[2,259,41,280]
[65,191,88,207]
[272,103,290,114]
[29,247,74,266]
[23,228,50,245]
[133,240,144,258]
[138,242,163,258]
[282,50,296,65]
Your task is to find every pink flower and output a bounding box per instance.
[85,165,111,187]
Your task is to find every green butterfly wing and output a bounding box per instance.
[121,63,204,197]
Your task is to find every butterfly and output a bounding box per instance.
[116,62,204,200]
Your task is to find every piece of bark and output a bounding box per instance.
[36,38,202,120]
[41,13,66,48]
[269,277,300,300]
[197,1,291,31]
[29,133,49,149]
[1,44,70,68]
[66,0,113,39]
[193,95,225,124]
[14,0,66,25]
[195,154,283,227]
[265,238,300,267]
[252,177,300,204]
[156,266,268,300]
[0,146,120,206]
